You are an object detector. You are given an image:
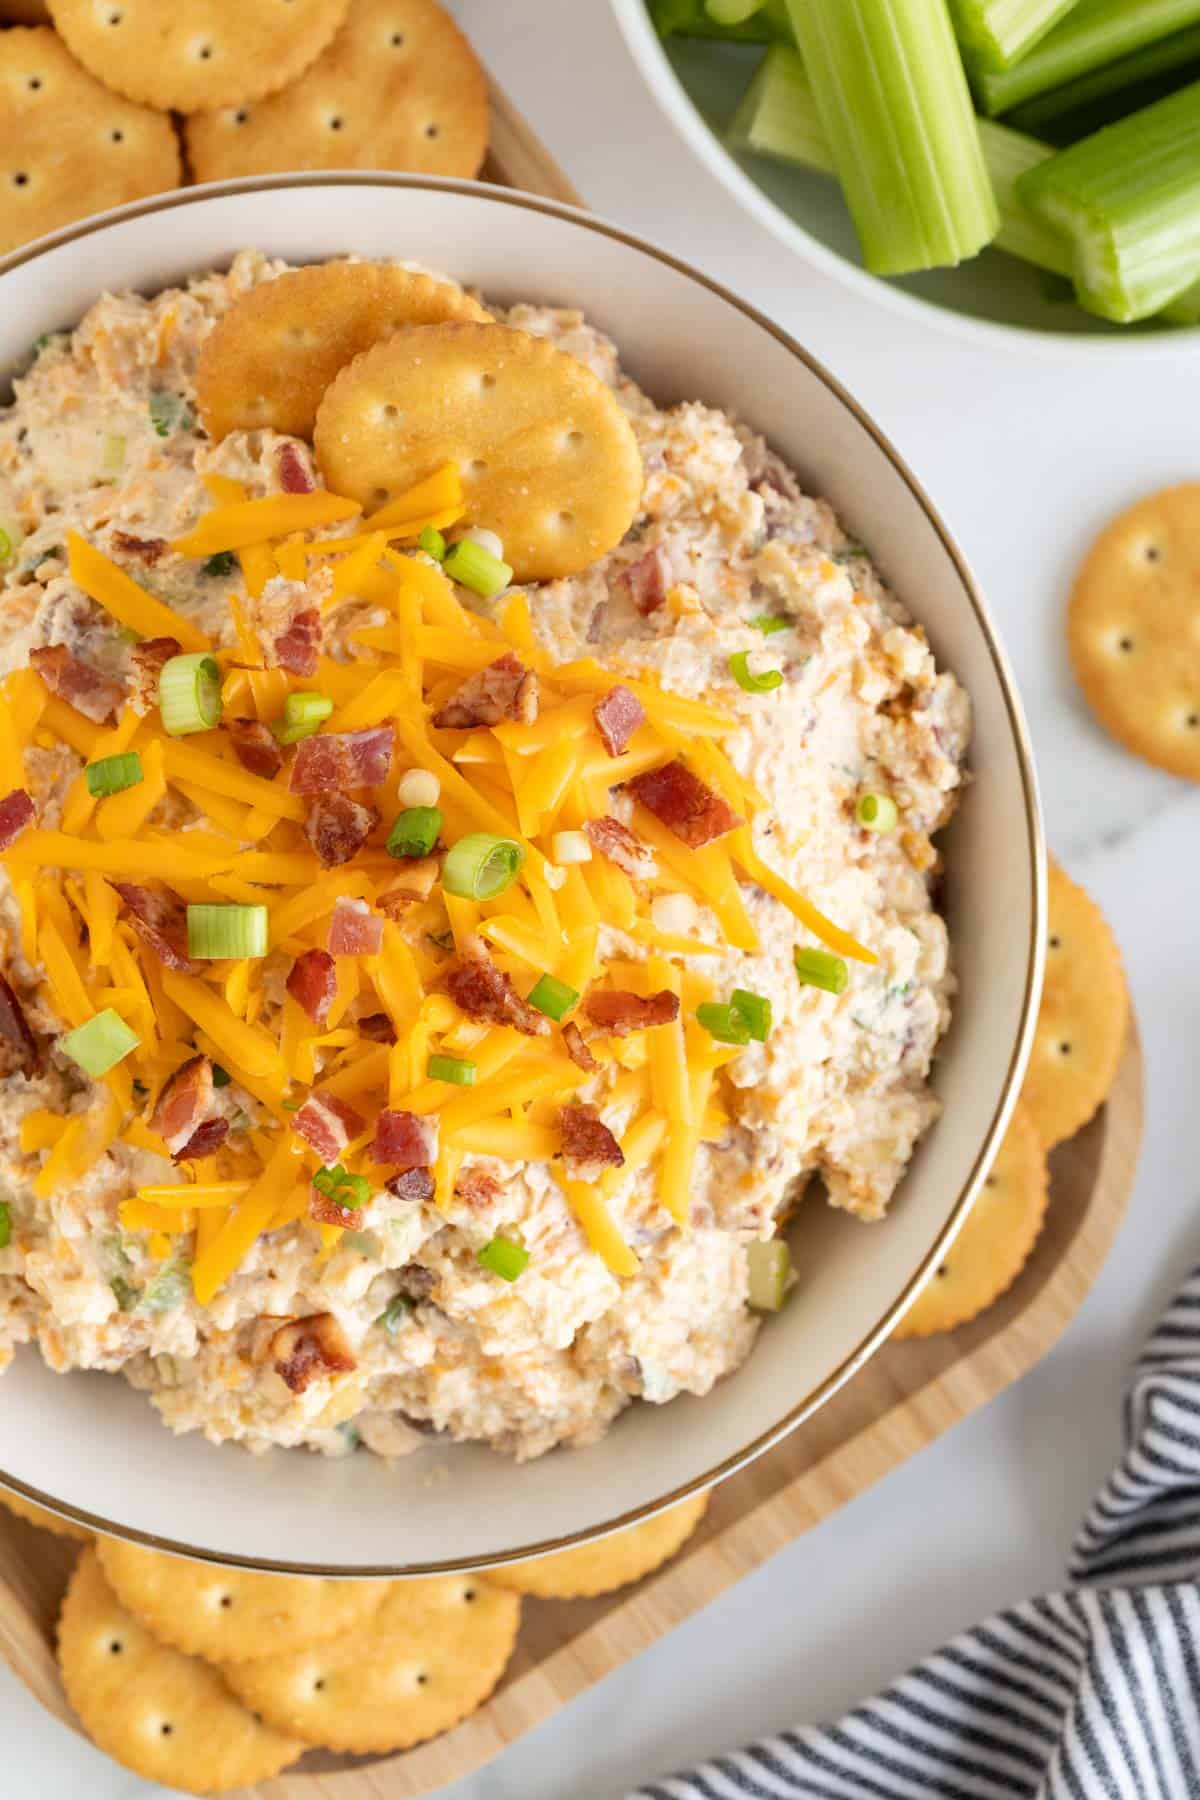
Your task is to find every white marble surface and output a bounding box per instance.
[7,2,1200,1794]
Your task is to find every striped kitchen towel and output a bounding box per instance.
[630,1265,1200,1800]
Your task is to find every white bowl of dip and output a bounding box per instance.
[0,177,1043,1573]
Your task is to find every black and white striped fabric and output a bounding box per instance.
[630,1266,1200,1800]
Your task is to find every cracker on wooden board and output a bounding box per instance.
[488,1491,710,1599]
[1068,482,1200,781]
[0,1484,90,1541]
[47,0,350,112]
[0,29,180,258]
[1021,859,1128,1149]
[196,261,491,443]
[186,0,488,183]
[95,1535,387,1662]
[893,1104,1049,1340]
[221,1572,520,1754]
[314,321,644,581]
[58,1548,304,1795]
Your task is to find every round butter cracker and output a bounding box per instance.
[48,0,350,112]
[221,1573,520,1754]
[488,1492,710,1599]
[0,1,50,22]
[0,29,180,258]
[186,0,487,183]
[1021,858,1128,1149]
[314,321,644,581]
[893,1105,1048,1340]
[196,260,490,443]
[96,1535,387,1663]
[0,1485,90,1541]
[58,1548,304,1794]
[1068,482,1200,781]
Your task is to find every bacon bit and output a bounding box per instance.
[621,546,672,615]
[445,950,551,1038]
[583,988,680,1037]
[328,896,383,956]
[153,1054,216,1158]
[225,716,284,779]
[112,882,195,973]
[111,529,167,566]
[561,1101,624,1180]
[278,441,315,494]
[128,635,182,714]
[358,1011,397,1045]
[292,1093,364,1164]
[0,789,35,851]
[454,1167,502,1210]
[584,815,657,881]
[304,793,378,869]
[386,1167,435,1203]
[377,857,439,916]
[29,644,123,724]
[626,760,742,848]
[286,947,336,1026]
[431,652,538,729]
[593,684,645,757]
[270,1313,356,1394]
[174,1117,230,1162]
[372,1109,439,1171]
[273,606,321,678]
[562,1020,598,1074]
[0,976,38,1078]
[289,726,394,795]
[310,1187,363,1229]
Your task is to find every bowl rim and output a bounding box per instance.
[0,172,1045,1573]
[608,0,1200,361]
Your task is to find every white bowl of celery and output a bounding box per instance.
[611,0,1200,345]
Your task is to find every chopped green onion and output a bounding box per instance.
[377,1293,414,1335]
[271,690,333,745]
[477,1235,529,1281]
[159,652,222,736]
[730,988,772,1042]
[784,0,999,276]
[211,1064,232,1088]
[747,1238,791,1311]
[139,1262,190,1313]
[148,390,192,438]
[729,649,782,694]
[948,0,1081,75]
[110,1275,139,1312]
[60,1009,140,1076]
[99,433,126,480]
[696,1001,752,1046]
[442,831,524,900]
[186,903,268,960]
[203,550,236,579]
[749,612,792,636]
[794,946,849,996]
[706,0,764,21]
[418,526,447,561]
[971,0,1200,116]
[856,792,899,833]
[442,537,513,600]
[0,528,12,566]
[312,1163,370,1208]
[0,1202,11,1250]
[427,1053,477,1086]
[527,974,580,1022]
[387,806,443,859]
[85,751,143,799]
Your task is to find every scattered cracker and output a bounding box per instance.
[893,1104,1048,1339]
[58,1549,304,1795]
[314,321,644,581]
[221,1573,519,1755]
[47,0,349,112]
[1068,482,1200,781]
[488,1492,709,1599]
[1021,859,1128,1148]
[0,1485,90,1541]
[0,29,180,259]
[95,1536,387,1663]
[196,261,490,443]
[186,0,488,184]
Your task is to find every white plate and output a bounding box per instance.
[0,177,1043,1571]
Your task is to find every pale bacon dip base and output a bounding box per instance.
[0,254,969,1462]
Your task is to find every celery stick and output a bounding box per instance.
[728,47,1068,274]
[1162,277,1200,324]
[783,0,999,275]
[973,0,1200,116]
[1017,79,1200,320]
[649,0,794,41]
[1008,22,1200,134]
[950,0,1083,73]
